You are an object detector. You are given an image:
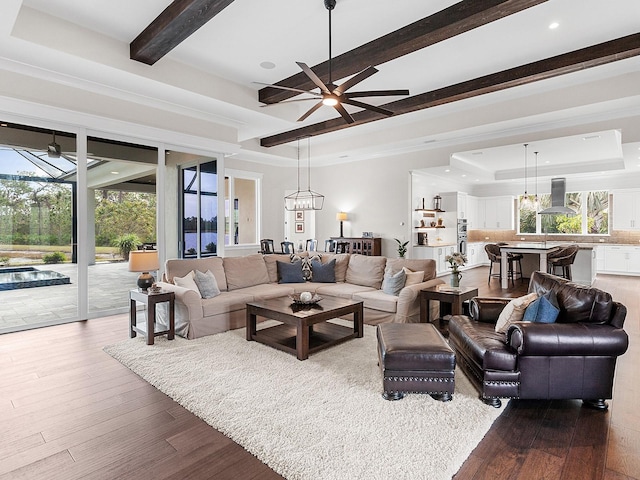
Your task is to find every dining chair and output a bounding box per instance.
[306,239,318,252]
[281,241,294,254]
[324,239,337,252]
[260,239,275,254]
[335,241,350,254]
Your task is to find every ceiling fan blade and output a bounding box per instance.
[252,81,321,97]
[296,62,331,94]
[342,98,394,116]
[345,89,410,98]
[260,98,319,107]
[333,66,378,94]
[297,101,324,122]
[334,103,355,124]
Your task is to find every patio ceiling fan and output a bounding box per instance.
[257,0,409,124]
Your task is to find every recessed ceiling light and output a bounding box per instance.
[545,160,550,164]
[110,171,119,175]
[461,174,467,177]
[475,179,479,182]
[548,22,559,30]
[444,169,450,173]
[260,61,276,69]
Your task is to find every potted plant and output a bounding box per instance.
[394,238,409,258]
[445,251,467,287]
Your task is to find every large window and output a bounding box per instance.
[518,190,608,235]
[181,160,217,257]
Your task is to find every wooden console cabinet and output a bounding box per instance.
[331,237,382,256]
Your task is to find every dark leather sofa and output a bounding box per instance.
[448,271,628,409]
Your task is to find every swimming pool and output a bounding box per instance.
[0,266,71,290]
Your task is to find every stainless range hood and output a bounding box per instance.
[538,178,575,215]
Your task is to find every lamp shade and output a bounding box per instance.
[128,250,159,273]
[336,212,348,222]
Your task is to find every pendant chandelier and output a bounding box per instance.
[284,137,324,211]
[521,143,531,207]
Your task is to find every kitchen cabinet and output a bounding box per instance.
[465,242,487,268]
[466,196,479,229]
[612,190,640,230]
[477,196,514,230]
[440,192,467,218]
[601,245,640,274]
[412,245,456,275]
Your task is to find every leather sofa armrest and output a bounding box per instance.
[155,281,204,322]
[469,297,511,323]
[507,322,629,356]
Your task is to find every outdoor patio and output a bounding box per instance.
[0,261,138,332]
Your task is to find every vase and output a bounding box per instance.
[450,271,462,287]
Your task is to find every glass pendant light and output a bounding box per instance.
[284,137,325,211]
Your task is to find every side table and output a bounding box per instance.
[129,289,175,345]
[420,285,479,323]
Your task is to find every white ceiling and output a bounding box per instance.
[2,0,640,188]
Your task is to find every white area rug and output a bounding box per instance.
[105,322,506,480]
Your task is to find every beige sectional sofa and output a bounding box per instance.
[155,252,444,339]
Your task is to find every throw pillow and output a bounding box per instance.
[194,269,221,299]
[402,267,425,287]
[173,271,202,298]
[290,253,321,281]
[494,292,538,334]
[523,290,560,323]
[382,269,406,296]
[277,260,305,283]
[310,259,336,283]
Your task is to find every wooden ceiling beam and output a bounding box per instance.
[130,0,235,65]
[260,33,640,147]
[258,0,548,104]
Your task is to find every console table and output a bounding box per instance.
[129,290,175,345]
[330,237,381,256]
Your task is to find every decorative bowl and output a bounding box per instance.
[289,293,322,305]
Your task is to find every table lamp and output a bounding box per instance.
[336,212,348,237]
[128,250,160,291]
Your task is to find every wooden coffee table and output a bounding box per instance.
[246,296,364,360]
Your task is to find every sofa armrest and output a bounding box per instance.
[395,278,445,320]
[507,322,629,357]
[469,297,511,323]
[155,281,204,322]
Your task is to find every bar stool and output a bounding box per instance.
[485,244,522,286]
[548,245,579,280]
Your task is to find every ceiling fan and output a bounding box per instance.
[258,0,409,124]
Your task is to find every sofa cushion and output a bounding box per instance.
[201,292,255,317]
[315,282,376,299]
[194,269,221,299]
[173,271,201,297]
[523,290,560,324]
[528,270,613,324]
[353,290,399,313]
[277,260,305,283]
[311,259,336,283]
[402,267,425,287]
[224,254,270,291]
[232,283,295,300]
[319,253,350,282]
[263,254,280,283]
[166,257,227,291]
[345,254,386,289]
[495,292,538,334]
[381,269,406,296]
[386,258,436,282]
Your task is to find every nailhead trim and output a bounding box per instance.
[385,376,454,383]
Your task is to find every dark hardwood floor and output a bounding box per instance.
[1,267,638,479]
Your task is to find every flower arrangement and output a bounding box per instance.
[445,252,467,273]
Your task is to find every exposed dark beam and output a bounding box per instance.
[131,0,235,65]
[259,0,547,104]
[260,33,640,148]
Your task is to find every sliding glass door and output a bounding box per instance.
[181,159,218,257]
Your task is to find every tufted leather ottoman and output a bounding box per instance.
[377,323,455,401]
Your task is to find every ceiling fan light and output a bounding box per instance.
[322,97,338,106]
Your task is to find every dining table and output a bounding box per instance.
[498,242,561,289]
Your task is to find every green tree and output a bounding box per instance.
[94,190,156,247]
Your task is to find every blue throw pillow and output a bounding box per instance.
[277,260,305,283]
[523,290,560,323]
[310,259,336,283]
[382,269,406,296]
